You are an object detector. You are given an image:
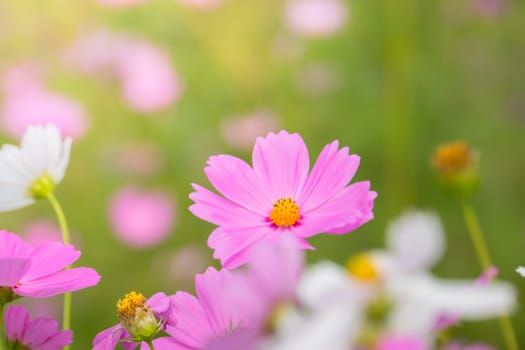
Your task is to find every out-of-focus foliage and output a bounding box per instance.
[0,0,524,348]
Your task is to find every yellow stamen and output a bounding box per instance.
[346,254,380,282]
[117,291,147,320]
[269,197,300,228]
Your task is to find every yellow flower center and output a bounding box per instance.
[433,141,472,174]
[29,173,55,200]
[269,197,300,228]
[346,254,380,282]
[117,291,147,319]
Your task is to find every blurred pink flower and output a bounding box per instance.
[473,0,506,17]
[178,0,224,10]
[109,186,175,248]
[295,63,341,96]
[164,245,209,283]
[1,65,88,140]
[21,220,62,246]
[98,0,147,8]
[0,230,100,298]
[116,40,183,113]
[285,0,348,37]
[190,130,376,268]
[375,335,428,350]
[4,305,72,350]
[220,109,280,151]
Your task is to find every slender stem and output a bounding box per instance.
[145,339,156,350]
[47,193,72,350]
[460,200,519,350]
[0,303,5,350]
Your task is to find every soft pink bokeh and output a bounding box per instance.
[433,313,460,331]
[178,0,224,10]
[21,220,62,246]
[376,335,428,350]
[295,63,341,96]
[98,0,147,8]
[166,245,209,283]
[220,109,280,151]
[285,0,348,38]
[473,0,506,17]
[1,64,89,140]
[109,187,175,248]
[108,142,164,177]
[475,266,499,286]
[445,343,496,350]
[116,40,183,113]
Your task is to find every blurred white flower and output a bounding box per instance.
[286,210,517,348]
[0,124,71,211]
[285,0,348,38]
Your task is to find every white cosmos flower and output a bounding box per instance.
[291,210,517,348]
[0,124,71,211]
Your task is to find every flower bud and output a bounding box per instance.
[432,142,479,199]
[117,291,161,340]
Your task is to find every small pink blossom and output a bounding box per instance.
[116,40,183,113]
[285,0,348,38]
[4,305,72,350]
[190,130,376,268]
[21,220,62,246]
[109,187,175,248]
[0,230,100,298]
[220,109,280,151]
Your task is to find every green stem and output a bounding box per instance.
[47,194,72,350]
[460,200,519,350]
[0,303,5,350]
[145,339,156,350]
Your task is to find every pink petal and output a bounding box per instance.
[40,330,73,350]
[16,267,100,297]
[0,258,31,286]
[298,181,376,237]
[208,226,272,269]
[23,317,60,346]
[141,337,181,350]
[205,155,272,214]
[0,230,32,259]
[23,242,81,281]
[298,141,360,211]
[147,292,171,322]
[189,184,262,226]
[252,130,310,200]
[4,305,30,342]
[93,324,127,350]
[167,292,211,348]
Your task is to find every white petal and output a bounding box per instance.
[21,124,62,178]
[386,209,445,272]
[0,145,33,184]
[516,266,525,278]
[49,136,71,183]
[0,197,34,211]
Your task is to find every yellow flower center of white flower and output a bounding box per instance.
[29,173,55,200]
[116,291,160,339]
[346,254,380,282]
[269,197,300,228]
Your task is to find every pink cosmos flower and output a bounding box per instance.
[0,230,100,298]
[285,0,348,38]
[4,305,72,350]
[190,130,376,268]
[93,292,175,350]
[166,267,257,349]
[115,40,183,113]
[220,109,280,151]
[108,186,175,248]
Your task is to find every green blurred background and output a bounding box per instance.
[0,0,524,348]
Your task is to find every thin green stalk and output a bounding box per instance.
[145,339,156,350]
[0,303,5,350]
[47,193,72,350]
[460,200,519,350]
